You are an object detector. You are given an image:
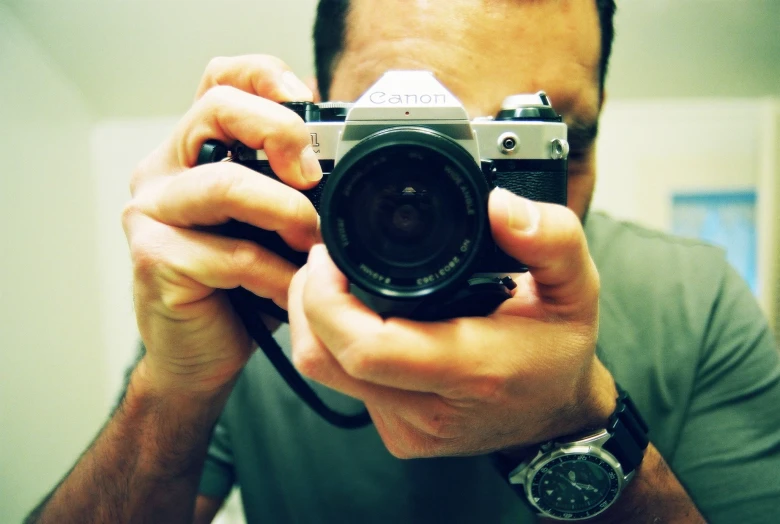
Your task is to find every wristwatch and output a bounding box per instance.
[498,387,649,521]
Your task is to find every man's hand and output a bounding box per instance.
[124,55,322,395]
[288,188,617,457]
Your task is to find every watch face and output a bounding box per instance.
[529,454,620,520]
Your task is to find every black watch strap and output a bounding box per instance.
[603,385,649,475]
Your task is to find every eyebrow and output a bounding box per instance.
[566,120,599,151]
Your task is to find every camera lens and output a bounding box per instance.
[373,187,432,252]
[351,156,460,269]
[320,127,489,300]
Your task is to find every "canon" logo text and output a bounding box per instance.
[368,91,447,105]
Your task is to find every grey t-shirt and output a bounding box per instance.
[198,212,780,523]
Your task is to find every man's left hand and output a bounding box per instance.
[288,188,617,458]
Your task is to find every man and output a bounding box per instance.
[27,0,780,522]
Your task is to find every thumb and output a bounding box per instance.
[488,188,597,306]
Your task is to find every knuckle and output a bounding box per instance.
[205,163,242,202]
[129,236,164,286]
[339,345,375,380]
[266,111,307,151]
[122,206,167,285]
[123,220,209,316]
[204,56,230,79]
[447,372,507,402]
[278,110,307,137]
[201,84,236,109]
[291,345,325,380]
[157,284,190,315]
[284,190,311,225]
[248,55,287,93]
[121,200,141,232]
[251,76,277,100]
[469,372,508,401]
[128,232,195,315]
[228,240,264,277]
[336,325,401,381]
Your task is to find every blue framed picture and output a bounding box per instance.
[671,190,758,295]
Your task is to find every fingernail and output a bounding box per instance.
[282,71,313,101]
[497,188,539,233]
[300,145,323,182]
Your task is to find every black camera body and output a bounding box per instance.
[199,71,569,320]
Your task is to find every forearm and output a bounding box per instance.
[541,444,705,524]
[27,358,233,524]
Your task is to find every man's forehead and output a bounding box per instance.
[331,0,602,121]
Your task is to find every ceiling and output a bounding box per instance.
[6,0,779,119]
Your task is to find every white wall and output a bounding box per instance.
[0,6,106,522]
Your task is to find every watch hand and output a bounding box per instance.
[571,482,599,492]
[554,472,582,490]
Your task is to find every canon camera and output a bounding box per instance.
[198,71,569,320]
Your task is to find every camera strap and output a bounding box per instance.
[227,287,372,429]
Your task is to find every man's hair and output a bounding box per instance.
[313,0,616,101]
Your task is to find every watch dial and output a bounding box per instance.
[530,454,620,520]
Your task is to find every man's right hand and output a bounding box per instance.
[123,55,322,395]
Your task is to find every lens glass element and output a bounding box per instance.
[321,128,488,299]
[351,157,459,268]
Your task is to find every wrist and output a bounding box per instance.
[126,357,237,431]
[571,358,619,435]
[135,351,244,398]
[539,357,618,445]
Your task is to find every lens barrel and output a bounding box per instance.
[320,127,489,300]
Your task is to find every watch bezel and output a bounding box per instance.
[510,433,630,521]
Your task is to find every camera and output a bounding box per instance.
[198,71,569,320]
